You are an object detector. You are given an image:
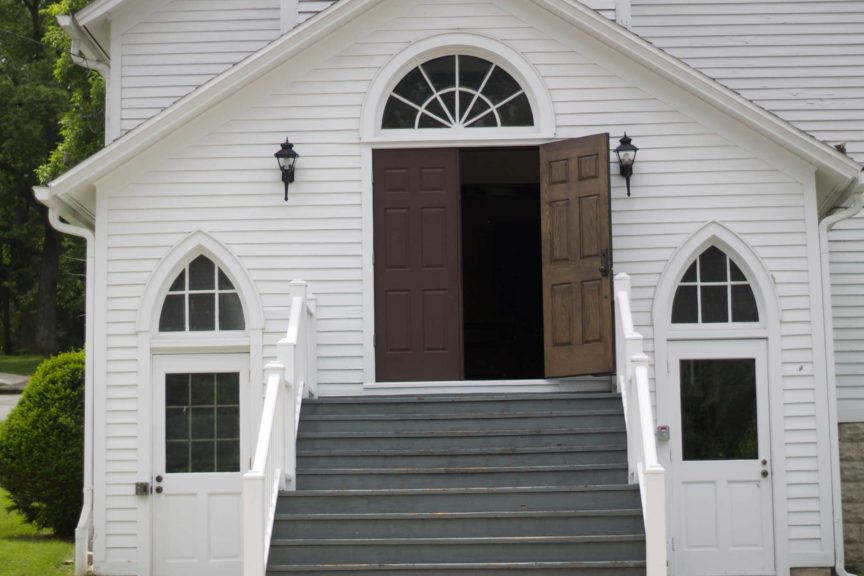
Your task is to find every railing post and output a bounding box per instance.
[614,273,631,392]
[284,377,297,491]
[243,470,265,576]
[644,467,668,576]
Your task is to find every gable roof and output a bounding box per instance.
[41,0,863,225]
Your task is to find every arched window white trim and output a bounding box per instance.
[138,231,264,337]
[653,222,779,341]
[361,33,555,142]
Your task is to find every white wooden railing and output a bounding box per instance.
[614,273,667,576]
[243,280,317,576]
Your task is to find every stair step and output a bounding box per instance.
[278,484,641,514]
[297,463,628,489]
[267,560,647,575]
[267,535,646,565]
[298,427,626,450]
[298,445,626,468]
[302,394,623,416]
[298,410,622,433]
[273,509,644,539]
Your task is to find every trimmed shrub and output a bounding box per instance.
[0,350,84,537]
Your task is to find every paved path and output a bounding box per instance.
[0,373,27,420]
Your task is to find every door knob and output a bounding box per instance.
[761,470,769,478]
[155,486,164,494]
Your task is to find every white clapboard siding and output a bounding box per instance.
[630,0,864,424]
[96,0,831,567]
[119,0,282,135]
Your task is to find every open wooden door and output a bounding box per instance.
[373,149,463,382]
[540,134,614,377]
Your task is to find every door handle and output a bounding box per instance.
[761,470,769,479]
[599,249,610,277]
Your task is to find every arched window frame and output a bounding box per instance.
[361,34,556,143]
[138,231,264,353]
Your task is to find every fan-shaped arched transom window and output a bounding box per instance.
[382,55,534,129]
[671,246,759,324]
[159,255,245,332]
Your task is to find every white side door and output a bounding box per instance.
[667,339,774,576]
[152,354,250,576]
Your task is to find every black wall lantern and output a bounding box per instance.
[275,138,299,201]
[614,133,639,197]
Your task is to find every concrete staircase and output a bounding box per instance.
[268,393,645,575]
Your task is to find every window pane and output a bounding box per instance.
[459,55,491,91]
[482,66,522,104]
[190,407,215,440]
[166,442,189,473]
[217,373,240,404]
[469,108,498,128]
[701,285,729,323]
[189,294,216,331]
[672,286,698,323]
[217,408,239,439]
[219,293,245,331]
[440,92,456,121]
[216,440,240,473]
[159,295,185,332]
[382,97,417,129]
[189,256,215,290]
[191,442,216,473]
[191,373,215,405]
[218,270,235,290]
[497,92,533,127]
[169,270,186,292]
[732,284,759,322]
[699,246,727,282]
[418,99,450,128]
[166,408,189,441]
[392,67,433,105]
[165,374,189,406]
[681,262,697,283]
[730,260,746,282]
[422,56,455,92]
[680,358,758,461]
[464,99,493,127]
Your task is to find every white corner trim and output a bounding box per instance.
[360,32,556,141]
[614,0,631,28]
[136,230,264,332]
[280,0,299,33]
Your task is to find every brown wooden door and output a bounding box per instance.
[373,149,463,382]
[540,135,614,377]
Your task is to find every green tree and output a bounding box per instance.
[0,0,102,355]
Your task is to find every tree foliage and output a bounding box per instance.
[0,350,84,537]
[0,0,103,355]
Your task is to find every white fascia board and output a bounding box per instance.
[45,0,862,209]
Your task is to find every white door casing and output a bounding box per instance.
[667,339,775,576]
[151,354,250,576]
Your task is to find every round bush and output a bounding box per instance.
[0,350,84,537]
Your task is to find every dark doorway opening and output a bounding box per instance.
[460,149,544,380]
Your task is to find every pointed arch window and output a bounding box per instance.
[382,55,534,129]
[159,255,245,332]
[672,246,759,324]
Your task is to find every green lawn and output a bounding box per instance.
[0,489,74,575]
[0,355,44,377]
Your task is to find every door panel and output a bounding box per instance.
[152,354,249,576]
[539,135,613,377]
[374,149,463,382]
[668,340,775,576]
